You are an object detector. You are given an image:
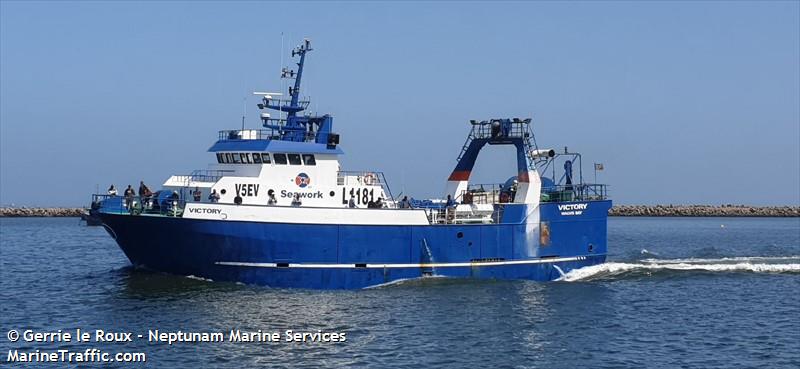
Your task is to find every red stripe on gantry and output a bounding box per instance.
[448,171,471,181]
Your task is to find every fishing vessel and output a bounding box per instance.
[94,39,611,289]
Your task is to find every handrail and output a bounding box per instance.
[218,129,279,141]
[93,194,186,217]
[218,127,319,143]
[541,183,609,202]
[468,120,532,140]
[460,182,609,204]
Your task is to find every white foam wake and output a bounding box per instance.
[557,261,800,282]
[641,255,800,264]
[185,275,214,282]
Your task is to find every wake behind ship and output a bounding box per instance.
[94,39,612,289]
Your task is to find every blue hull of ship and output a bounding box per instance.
[99,201,611,289]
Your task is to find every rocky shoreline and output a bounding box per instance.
[1,205,798,218]
[608,204,799,217]
[1,207,85,217]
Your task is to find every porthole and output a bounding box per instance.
[220,189,227,195]
[457,232,464,239]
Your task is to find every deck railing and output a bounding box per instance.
[218,129,279,141]
[541,184,609,202]
[172,169,234,186]
[460,182,609,204]
[93,194,186,217]
[469,120,532,140]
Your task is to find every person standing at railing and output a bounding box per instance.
[446,194,456,208]
[107,185,117,196]
[208,189,220,203]
[268,190,277,205]
[192,187,202,202]
[124,185,135,210]
[139,181,152,206]
[348,195,356,208]
[399,196,411,209]
[291,194,302,207]
[445,194,457,223]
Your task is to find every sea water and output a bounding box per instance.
[1,217,798,368]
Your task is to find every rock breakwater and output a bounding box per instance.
[609,205,799,217]
[1,207,84,217]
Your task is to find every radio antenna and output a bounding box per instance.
[241,95,246,131]
[280,32,285,122]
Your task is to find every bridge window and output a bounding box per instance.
[243,153,252,164]
[225,153,232,164]
[216,153,223,164]
[261,153,271,164]
[273,153,287,165]
[252,153,262,164]
[232,153,241,164]
[302,154,316,166]
[288,154,302,165]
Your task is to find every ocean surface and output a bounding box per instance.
[1,217,798,368]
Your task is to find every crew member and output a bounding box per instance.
[208,189,220,203]
[124,185,135,209]
[107,185,117,196]
[192,187,202,202]
[445,194,456,208]
[268,190,277,205]
[399,196,411,209]
[138,181,152,204]
[291,194,302,206]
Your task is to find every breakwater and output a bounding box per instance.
[609,205,799,217]
[1,205,798,217]
[1,207,84,217]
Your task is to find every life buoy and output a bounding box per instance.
[364,172,377,186]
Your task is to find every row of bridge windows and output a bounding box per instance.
[216,152,316,166]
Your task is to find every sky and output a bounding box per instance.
[1,1,798,207]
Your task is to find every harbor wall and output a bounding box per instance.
[608,205,799,217]
[1,207,84,217]
[1,205,798,217]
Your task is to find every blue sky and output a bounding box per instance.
[1,1,798,207]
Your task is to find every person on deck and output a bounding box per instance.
[348,195,356,208]
[124,185,135,209]
[399,196,411,209]
[375,197,384,209]
[107,185,117,196]
[445,194,456,208]
[268,190,277,205]
[139,181,152,201]
[291,194,302,207]
[192,187,202,202]
[208,189,220,203]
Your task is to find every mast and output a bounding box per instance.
[288,39,311,118]
[254,38,337,147]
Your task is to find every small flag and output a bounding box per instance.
[594,163,604,171]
